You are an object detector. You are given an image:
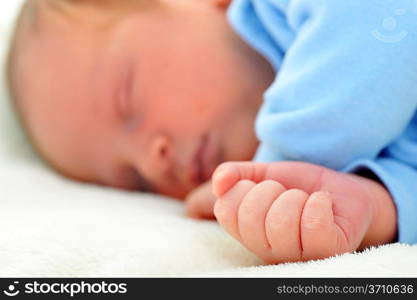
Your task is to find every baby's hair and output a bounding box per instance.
[8,0,155,97]
[7,0,156,136]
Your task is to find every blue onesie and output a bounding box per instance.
[228,0,417,244]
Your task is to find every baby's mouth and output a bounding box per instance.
[190,135,207,186]
[190,134,216,186]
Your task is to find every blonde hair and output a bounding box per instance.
[7,0,156,130]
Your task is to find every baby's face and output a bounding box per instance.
[18,0,274,199]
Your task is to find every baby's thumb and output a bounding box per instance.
[212,162,269,197]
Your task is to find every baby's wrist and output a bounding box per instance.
[351,174,398,249]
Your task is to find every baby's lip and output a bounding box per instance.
[190,135,207,186]
[189,134,218,187]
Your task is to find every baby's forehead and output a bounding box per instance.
[12,10,101,128]
[13,1,138,102]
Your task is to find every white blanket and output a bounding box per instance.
[1,1,416,278]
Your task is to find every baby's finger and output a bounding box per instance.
[237,180,286,258]
[185,181,216,220]
[214,180,257,242]
[213,161,339,199]
[212,162,269,197]
[265,189,309,263]
[185,192,216,220]
[300,191,345,260]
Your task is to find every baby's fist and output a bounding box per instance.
[211,161,377,264]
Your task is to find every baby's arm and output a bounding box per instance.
[212,161,397,264]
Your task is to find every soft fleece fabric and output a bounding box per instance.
[229,0,417,244]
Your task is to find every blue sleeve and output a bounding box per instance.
[228,0,292,71]
[250,0,417,168]
[229,0,417,244]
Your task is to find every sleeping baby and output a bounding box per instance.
[7,0,417,264]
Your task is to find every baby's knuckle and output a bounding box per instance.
[259,179,278,186]
[287,188,309,198]
[259,180,285,191]
[238,179,256,187]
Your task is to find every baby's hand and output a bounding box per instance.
[212,161,397,264]
[185,180,216,220]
